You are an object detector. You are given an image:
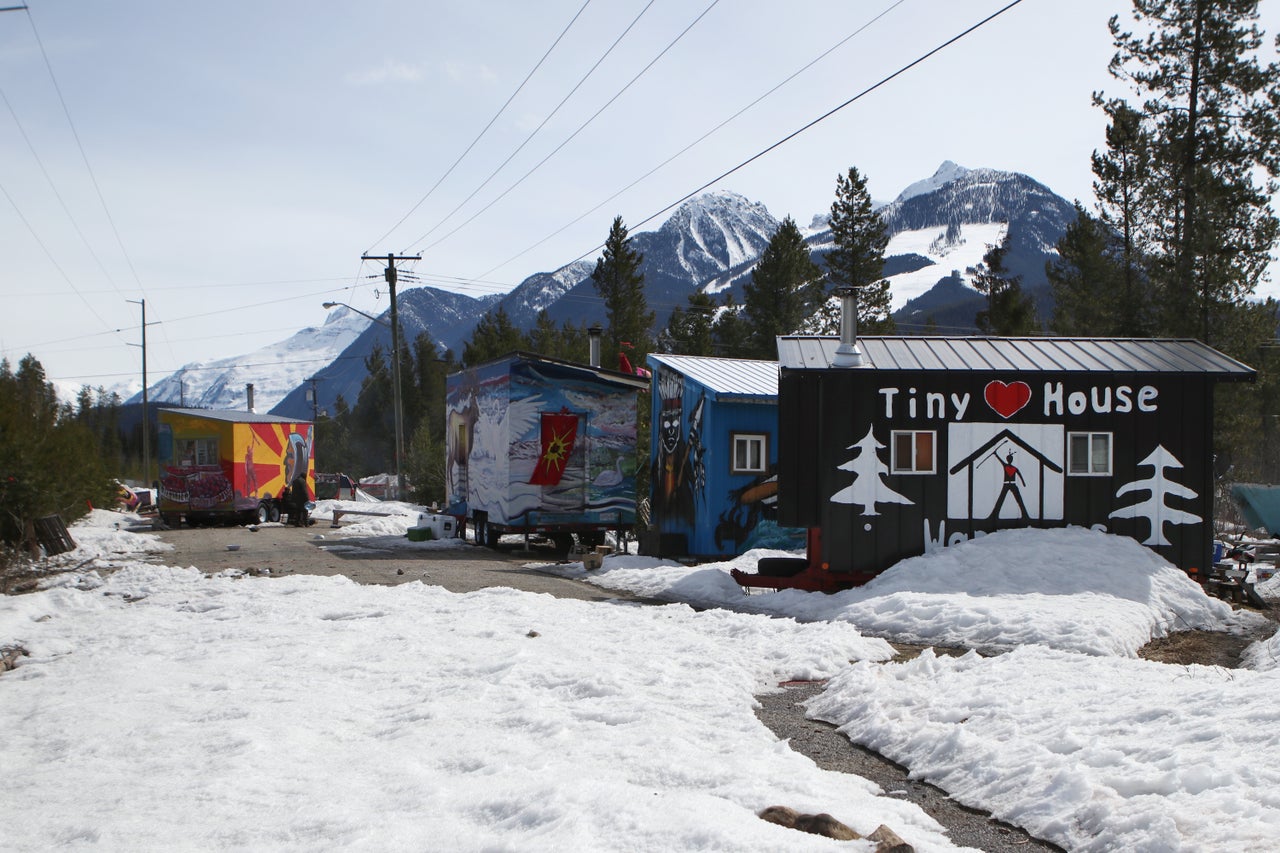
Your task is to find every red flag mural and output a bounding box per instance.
[529,412,579,486]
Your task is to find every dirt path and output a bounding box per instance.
[146,521,654,603]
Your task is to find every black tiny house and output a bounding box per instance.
[769,332,1254,588]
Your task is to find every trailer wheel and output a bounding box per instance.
[268,504,281,523]
[485,526,500,549]
[551,532,574,556]
[256,503,271,524]
[756,557,809,577]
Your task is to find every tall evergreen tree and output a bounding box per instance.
[462,305,526,367]
[1049,204,1137,335]
[973,241,1039,336]
[824,166,895,335]
[0,356,114,553]
[1091,99,1153,333]
[591,216,654,370]
[711,294,751,358]
[742,216,824,359]
[1102,0,1280,344]
[660,291,717,356]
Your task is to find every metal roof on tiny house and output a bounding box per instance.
[775,336,1256,379]
[159,408,312,425]
[646,354,778,402]
[453,350,649,390]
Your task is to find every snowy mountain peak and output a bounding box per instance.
[132,306,372,413]
[655,190,778,279]
[895,161,972,204]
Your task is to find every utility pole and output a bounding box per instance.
[126,298,159,487]
[306,376,321,421]
[360,252,419,499]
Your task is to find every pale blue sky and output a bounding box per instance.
[0,0,1274,392]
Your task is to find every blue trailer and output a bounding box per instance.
[446,352,647,553]
[645,354,804,560]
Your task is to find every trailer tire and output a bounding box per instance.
[268,504,281,523]
[485,526,500,549]
[257,503,271,524]
[756,557,808,577]
[551,532,574,557]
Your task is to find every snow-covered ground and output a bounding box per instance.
[3,507,1279,851]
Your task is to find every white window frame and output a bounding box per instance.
[730,432,768,475]
[891,430,936,474]
[1067,431,1112,476]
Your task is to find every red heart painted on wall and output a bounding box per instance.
[984,380,1031,419]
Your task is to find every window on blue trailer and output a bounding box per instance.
[891,430,935,474]
[1068,431,1111,475]
[731,432,768,474]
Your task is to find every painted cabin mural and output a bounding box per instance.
[445,352,646,549]
[645,354,804,559]
[157,408,314,524]
[768,336,1254,587]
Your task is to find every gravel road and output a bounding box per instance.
[147,519,1063,852]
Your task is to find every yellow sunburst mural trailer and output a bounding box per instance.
[157,408,314,526]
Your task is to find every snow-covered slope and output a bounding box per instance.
[882,221,1009,310]
[130,306,370,412]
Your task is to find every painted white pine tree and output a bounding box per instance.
[1108,445,1201,546]
[830,426,913,516]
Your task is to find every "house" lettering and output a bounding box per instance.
[1042,382,1158,416]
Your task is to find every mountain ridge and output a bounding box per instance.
[129,164,1077,418]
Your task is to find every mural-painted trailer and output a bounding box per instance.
[732,326,1253,593]
[157,408,315,527]
[446,352,647,554]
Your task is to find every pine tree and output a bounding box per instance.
[462,305,527,367]
[0,356,114,553]
[1102,0,1280,344]
[742,216,824,359]
[711,295,751,358]
[1091,99,1153,333]
[1048,204,1137,335]
[973,241,1038,335]
[591,216,654,370]
[825,166,895,334]
[660,291,717,356]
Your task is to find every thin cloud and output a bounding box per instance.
[345,60,427,85]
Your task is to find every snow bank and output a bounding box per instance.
[808,645,1280,852]
[562,527,1254,657]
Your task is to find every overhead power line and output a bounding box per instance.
[399,0,660,253]
[413,0,722,259]
[471,0,910,283]
[614,0,1031,248]
[365,0,595,252]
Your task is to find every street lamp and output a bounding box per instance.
[322,301,405,500]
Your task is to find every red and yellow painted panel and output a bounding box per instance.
[157,411,314,515]
[234,422,314,501]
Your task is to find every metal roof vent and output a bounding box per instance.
[831,287,865,368]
